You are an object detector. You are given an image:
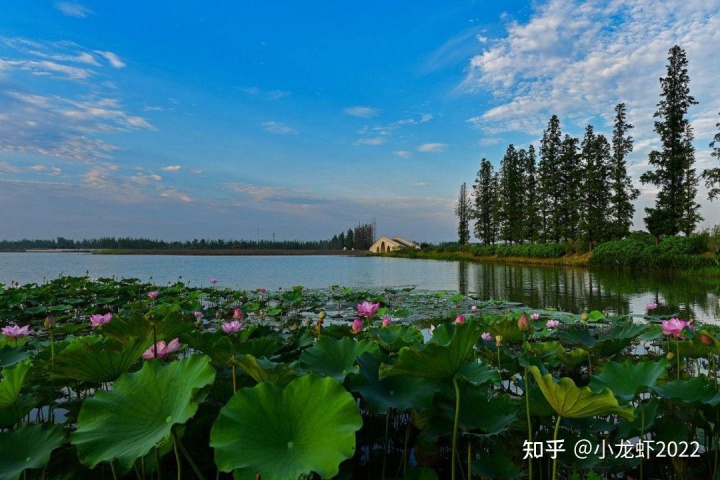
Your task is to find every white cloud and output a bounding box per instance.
[418,143,447,153]
[344,106,378,118]
[3,59,93,80]
[95,51,126,69]
[240,87,291,100]
[162,165,182,172]
[261,121,298,134]
[394,150,412,158]
[353,137,386,146]
[412,182,430,187]
[54,1,93,18]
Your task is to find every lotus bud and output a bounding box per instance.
[518,313,530,331]
[495,335,503,347]
[666,352,675,360]
[454,315,465,325]
[44,315,55,329]
[581,312,589,322]
[700,333,713,346]
[382,317,391,327]
[318,311,327,320]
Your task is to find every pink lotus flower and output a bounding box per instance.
[382,317,391,327]
[1,324,30,339]
[357,301,379,318]
[210,278,218,284]
[233,308,244,320]
[259,288,266,293]
[89,313,112,328]
[661,318,688,337]
[147,291,159,299]
[222,320,243,334]
[351,319,363,334]
[546,319,561,329]
[471,306,477,312]
[454,315,465,325]
[531,313,540,320]
[193,311,203,318]
[647,302,658,310]
[481,332,492,341]
[142,338,182,359]
[518,313,530,331]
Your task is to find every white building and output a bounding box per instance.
[369,236,419,253]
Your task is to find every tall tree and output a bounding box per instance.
[497,145,525,244]
[472,158,497,245]
[640,45,700,238]
[454,182,471,246]
[609,102,639,239]
[580,126,612,249]
[701,112,720,200]
[346,228,355,250]
[557,134,582,242]
[522,145,541,243]
[538,115,563,242]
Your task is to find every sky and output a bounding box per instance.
[0,0,719,243]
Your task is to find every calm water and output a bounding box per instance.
[1,252,719,323]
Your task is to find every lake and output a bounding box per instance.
[1,252,718,323]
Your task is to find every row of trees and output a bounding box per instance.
[327,221,377,250]
[456,45,720,248]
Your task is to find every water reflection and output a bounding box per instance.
[459,261,720,324]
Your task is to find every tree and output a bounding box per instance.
[538,115,563,242]
[701,112,720,200]
[557,134,581,242]
[579,126,612,249]
[472,158,497,245]
[609,102,639,239]
[497,145,526,244]
[522,145,541,243]
[346,228,355,250]
[454,182,471,246]
[640,45,700,238]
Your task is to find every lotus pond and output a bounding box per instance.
[1,276,719,480]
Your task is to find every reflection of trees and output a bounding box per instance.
[464,263,719,321]
[458,261,469,296]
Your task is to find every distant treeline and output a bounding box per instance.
[0,221,379,252]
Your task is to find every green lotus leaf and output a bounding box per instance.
[211,374,362,480]
[373,325,424,352]
[235,354,298,386]
[559,327,598,349]
[294,336,378,382]
[51,336,146,383]
[347,353,440,414]
[455,361,501,386]
[651,376,720,405]
[0,361,31,409]
[72,354,216,468]
[0,346,31,368]
[0,423,64,480]
[528,366,634,420]
[471,448,524,479]
[380,323,482,380]
[557,348,589,368]
[592,323,648,356]
[589,359,669,404]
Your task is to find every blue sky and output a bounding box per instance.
[0,0,719,243]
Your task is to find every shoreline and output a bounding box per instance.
[92,249,370,256]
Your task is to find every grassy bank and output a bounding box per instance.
[94,248,369,256]
[381,248,591,267]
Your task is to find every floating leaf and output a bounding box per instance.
[0,423,64,480]
[211,374,362,480]
[72,355,216,468]
[589,359,669,404]
[294,336,378,382]
[528,366,634,420]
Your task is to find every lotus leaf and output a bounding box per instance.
[0,423,64,480]
[294,336,378,382]
[651,377,720,405]
[373,325,424,352]
[51,336,146,382]
[72,354,216,468]
[0,360,31,408]
[235,354,297,386]
[528,366,634,420]
[589,359,669,404]
[211,374,362,480]
[0,346,31,367]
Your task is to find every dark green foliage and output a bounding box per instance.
[497,145,526,245]
[558,134,582,242]
[472,158,497,245]
[609,103,639,239]
[539,115,564,242]
[454,182,471,246]
[640,45,701,237]
[522,145,542,243]
[495,243,566,258]
[470,245,497,256]
[701,112,720,200]
[589,236,714,269]
[579,126,612,248]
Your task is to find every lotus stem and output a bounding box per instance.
[452,376,461,480]
[153,324,158,359]
[110,461,119,480]
[525,367,533,480]
[551,415,562,480]
[467,442,472,479]
[156,446,163,480]
[587,351,592,376]
[173,428,207,480]
[173,433,182,480]
[497,347,501,374]
[676,339,680,380]
[640,403,645,480]
[232,365,237,395]
[49,329,55,366]
[382,408,390,480]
